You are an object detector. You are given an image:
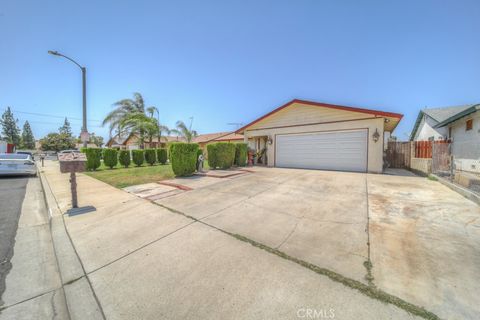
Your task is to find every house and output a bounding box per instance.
[236,99,403,173]
[434,104,480,172]
[193,132,244,149]
[105,134,184,149]
[409,105,473,141]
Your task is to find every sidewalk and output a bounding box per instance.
[39,160,419,320]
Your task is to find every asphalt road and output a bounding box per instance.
[0,177,29,304]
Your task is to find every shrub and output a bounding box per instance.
[118,150,131,168]
[145,149,156,166]
[80,147,87,153]
[157,148,168,164]
[103,148,118,169]
[234,143,248,167]
[132,149,144,167]
[85,148,102,170]
[169,142,199,176]
[208,142,235,169]
[206,144,218,169]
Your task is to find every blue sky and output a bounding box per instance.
[1,0,479,141]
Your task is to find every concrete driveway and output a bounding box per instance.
[154,167,480,320]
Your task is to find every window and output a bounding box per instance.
[448,127,452,138]
[466,119,473,131]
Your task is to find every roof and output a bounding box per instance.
[235,99,403,134]
[213,132,244,142]
[409,104,476,140]
[435,104,480,128]
[106,134,184,146]
[192,132,231,143]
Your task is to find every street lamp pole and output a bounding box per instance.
[48,50,88,148]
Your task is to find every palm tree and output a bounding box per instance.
[103,92,146,136]
[146,106,170,146]
[171,120,198,143]
[118,113,158,149]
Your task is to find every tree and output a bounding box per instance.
[1,107,21,145]
[40,133,75,151]
[59,117,73,137]
[21,121,35,149]
[103,92,146,136]
[118,113,159,149]
[171,120,198,143]
[146,106,170,146]
[89,133,104,147]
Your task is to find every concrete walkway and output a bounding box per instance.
[37,160,420,320]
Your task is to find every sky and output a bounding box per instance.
[1,0,480,142]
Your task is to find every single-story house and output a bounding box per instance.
[192,132,244,149]
[106,134,184,149]
[434,104,480,171]
[236,99,403,173]
[409,105,473,141]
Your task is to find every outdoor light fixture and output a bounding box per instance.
[372,129,380,142]
[267,136,273,145]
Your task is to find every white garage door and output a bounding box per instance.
[275,130,368,172]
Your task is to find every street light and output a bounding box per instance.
[48,50,89,147]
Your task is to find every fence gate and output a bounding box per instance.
[385,142,411,168]
[432,142,452,178]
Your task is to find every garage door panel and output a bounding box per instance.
[275,130,367,172]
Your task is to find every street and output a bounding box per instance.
[0,177,28,303]
[0,176,68,319]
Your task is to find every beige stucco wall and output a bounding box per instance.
[410,158,432,175]
[243,106,386,173]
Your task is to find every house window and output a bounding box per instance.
[466,119,473,131]
[448,127,452,138]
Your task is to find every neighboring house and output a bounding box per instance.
[434,104,480,172]
[236,99,402,173]
[212,132,244,143]
[105,134,184,149]
[409,105,473,141]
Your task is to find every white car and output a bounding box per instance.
[0,153,37,176]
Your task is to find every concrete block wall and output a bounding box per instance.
[410,158,432,176]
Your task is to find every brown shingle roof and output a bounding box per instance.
[192,132,231,143]
[214,133,244,142]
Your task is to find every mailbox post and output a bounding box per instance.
[58,152,87,209]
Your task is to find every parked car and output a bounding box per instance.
[16,151,35,160]
[0,153,37,176]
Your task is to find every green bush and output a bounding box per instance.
[169,142,199,176]
[206,144,218,169]
[156,148,168,164]
[132,149,144,167]
[85,148,102,171]
[80,147,87,153]
[118,150,131,168]
[234,143,248,167]
[208,142,235,169]
[103,148,118,169]
[144,149,156,166]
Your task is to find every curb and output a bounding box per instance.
[431,174,480,205]
[38,167,104,320]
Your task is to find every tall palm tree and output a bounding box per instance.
[118,113,158,149]
[103,92,146,136]
[146,106,170,146]
[171,120,198,143]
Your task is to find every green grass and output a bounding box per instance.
[84,162,175,188]
[84,159,210,188]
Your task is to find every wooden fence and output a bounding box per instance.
[414,140,450,158]
[386,141,411,168]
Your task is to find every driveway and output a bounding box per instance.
[154,167,480,319]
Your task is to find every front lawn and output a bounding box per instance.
[84,163,175,188]
[84,160,210,188]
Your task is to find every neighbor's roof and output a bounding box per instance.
[435,104,480,128]
[409,104,475,140]
[193,132,231,143]
[235,99,403,134]
[213,132,244,142]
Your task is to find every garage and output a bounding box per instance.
[236,99,402,173]
[275,130,368,172]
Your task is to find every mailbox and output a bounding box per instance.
[58,152,87,173]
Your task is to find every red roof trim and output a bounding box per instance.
[236,99,403,133]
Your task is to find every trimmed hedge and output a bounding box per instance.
[103,148,118,169]
[132,149,144,167]
[145,149,156,166]
[80,147,87,154]
[119,150,131,168]
[234,143,248,167]
[206,144,218,169]
[169,142,199,176]
[85,148,102,170]
[207,142,236,169]
[157,148,168,164]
